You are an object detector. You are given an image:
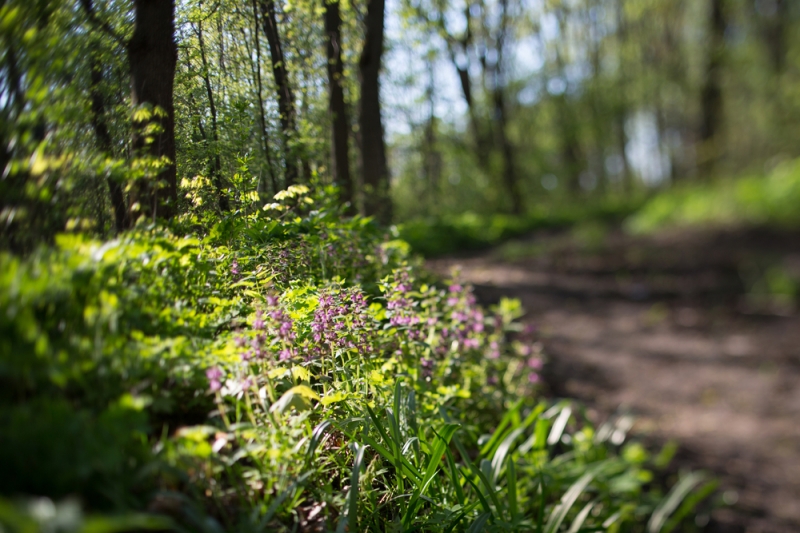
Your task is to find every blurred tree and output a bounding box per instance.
[128,0,178,222]
[325,0,354,213]
[359,0,391,223]
[259,0,302,186]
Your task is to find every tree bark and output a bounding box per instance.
[614,0,633,190]
[128,0,178,222]
[698,0,725,175]
[422,57,441,213]
[324,0,354,213]
[493,0,523,214]
[442,5,492,172]
[760,0,788,74]
[249,0,278,195]
[196,21,229,212]
[259,0,299,187]
[359,0,391,223]
[80,0,128,231]
[89,54,129,232]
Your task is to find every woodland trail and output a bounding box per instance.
[428,226,800,533]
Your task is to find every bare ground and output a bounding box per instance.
[428,226,800,533]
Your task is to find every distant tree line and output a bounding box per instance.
[390,0,800,218]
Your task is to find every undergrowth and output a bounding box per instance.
[399,198,643,258]
[0,186,715,532]
[627,158,800,233]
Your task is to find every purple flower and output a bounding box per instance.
[448,284,462,293]
[206,367,223,392]
[527,357,543,369]
[231,260,240,276]
[463,338,480,350]
[279,349,292,361]
[253,309,265,330]
[488,341,500,359]
[528,373,540,384]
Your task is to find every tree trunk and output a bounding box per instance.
[80,0,128,231]
[698,0,725,175]
[196,21,229,212]
[614,0,633,191]
[442,5,492,172]
[89,53,129,232]
[128,0,178,222]
[359,0,391,224]
[249,0,278,195]
[422,58,441,213]
[324,0,354,213]
[259,0,299,187]
[493,0,523,214]
[760,0,788,74]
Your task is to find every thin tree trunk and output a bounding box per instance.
[553,17,582,195]
[442,4,492,172]
[80,0,128,230]
[359,0,391,223]
[128,0,178,222]
[422,57,441,213]
[324,0,354,213]
[196,21,229,211]
[493,0,523,214]
[761,0,787,74]
[249,0,278,195]
[89,53,128,231]
[698,0,725,176]
[614,0,633,191]
[259,0,299,187]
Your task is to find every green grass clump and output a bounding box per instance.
[399,198,642,257]
[0,186,713,531]
[627,158,800,233]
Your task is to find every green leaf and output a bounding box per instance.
[320,391,348,406]
[647,472,707,533]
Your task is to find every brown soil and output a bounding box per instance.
[428,226,800,533]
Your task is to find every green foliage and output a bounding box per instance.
[628,159,800,233]
[0,186,713,530]
[399,198,643,257]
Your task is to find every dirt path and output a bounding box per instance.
[428,226,800,533]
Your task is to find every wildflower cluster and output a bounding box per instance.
[376,268,544,396]
[310,286,373,358]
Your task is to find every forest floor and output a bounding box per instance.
[427,225,800,533]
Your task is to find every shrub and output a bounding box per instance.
[0,186,712,531]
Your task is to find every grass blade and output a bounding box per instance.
[305,419,333,468]
[662,480,718,533]
[544,470,595,533]
[479,399,522,457]
[647,472,706,533]
[567,501,595,533]
[547,406,572,446]
[507,459,518,520]
[337,444,367,533]
[445,447,466,506]
[491,425,526,483]
[402,423,460,529]
[465,511,491,533]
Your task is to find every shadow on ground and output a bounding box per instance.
[429,226,800,533]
